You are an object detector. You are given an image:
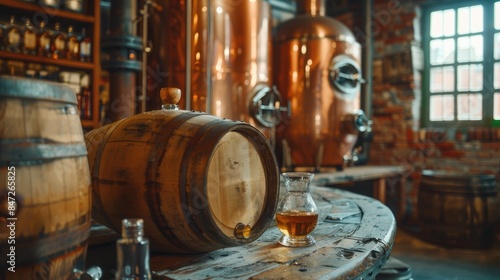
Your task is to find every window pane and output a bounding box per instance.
[457,36,470,62]
[458,5,484,34]
[473,35,484,61]
[430,67,443,92]
[470,64,483,91]
[495,93,500,120]
[457,35,482,62]
[470,5,483,33]
[430,11,443,37]
[443,39,455,64]
[430,66,455,93]
[458,93,483,120]
[443,9,456,36]
[457,64,483,91]
[496,2,500,30]
[457,65,470,91]
[430,39,442,65]
[458,7,470,34]
[430,94,455,121]
[495,63,500,89]
[430,39,455,65]
[443,66,455,92]
[495,33,500,59]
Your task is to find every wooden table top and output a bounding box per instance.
[312,165,406,185]
[150,186,396,280]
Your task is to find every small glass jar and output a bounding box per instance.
[276,172,318,247]
[116,218,152,280]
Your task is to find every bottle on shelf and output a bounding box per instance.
[51,22,67,59]
[64,0,85,14]
[79,27,91,62]
[22,18,37,55]
[39,0,61,9]
[115,219,152,280]
[4,16,22,53]
[66,25,79,60]
[0,19,6,51]
[37,20,52,57]
[80,73,92,119]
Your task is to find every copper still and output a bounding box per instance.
[147,0,282,139]
[274,0,371,171]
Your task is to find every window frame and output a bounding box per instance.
[422,0,499,128]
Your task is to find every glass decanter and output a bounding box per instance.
[276,172,319,247]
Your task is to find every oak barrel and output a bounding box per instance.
[84,109,279,253]
[418,170,500,248]
[0,76,92,279]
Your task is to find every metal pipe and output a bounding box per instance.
[102,0,142,122]
[141,1,149,113]
[185,0,193,110]
[361,0,373,119]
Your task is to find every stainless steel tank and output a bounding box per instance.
[274,0,370,171]
[147,0,282,139]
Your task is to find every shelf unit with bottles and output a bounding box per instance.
[0,0,101,129]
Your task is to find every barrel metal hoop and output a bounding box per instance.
[0,75,77,105]
[146,112,207,252]
[181,118,237,249]
[90,119,127,228]
[12,219,91,265]
[0,139,88,166]
[231,124,280,240]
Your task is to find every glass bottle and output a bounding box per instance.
[51,22,67,59]
[0,18,6,51]
[66,25,79,60]
[5,16,22,53]
[276,172,318,247]
[37,20,52,57]
[22,18,37,55]
[79,27,92,62]
[116,218,152,280]
[80,73,91,119]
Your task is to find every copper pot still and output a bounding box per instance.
[147,0,283,140]
[274,0,371,171]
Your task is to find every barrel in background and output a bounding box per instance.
[0,76,92,279]
[85,109,279,253]
[418,170,500,249]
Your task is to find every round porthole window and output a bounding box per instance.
[328,55,364,100]
[250,85,287,128]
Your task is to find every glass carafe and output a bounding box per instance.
[276,172,318,247]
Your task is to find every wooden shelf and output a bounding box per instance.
[0,51,95,70]
[1,0,101,129]
[1,0,95,23]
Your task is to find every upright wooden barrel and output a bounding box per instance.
[85,107,279,253]
[0,76,92,279]
[418,170,500,248]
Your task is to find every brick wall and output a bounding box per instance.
[334,0,500,226]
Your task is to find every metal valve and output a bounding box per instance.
[341,110,372,134]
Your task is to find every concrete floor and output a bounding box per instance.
[389,228,500,280]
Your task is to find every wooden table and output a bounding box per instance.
[149,186,396,279]
[312,165,407,220]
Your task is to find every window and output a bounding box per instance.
[423,1,500,127]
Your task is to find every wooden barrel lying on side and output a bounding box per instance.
[84,91,279,253]
[418,170,500,249]
[0,76,92,279]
